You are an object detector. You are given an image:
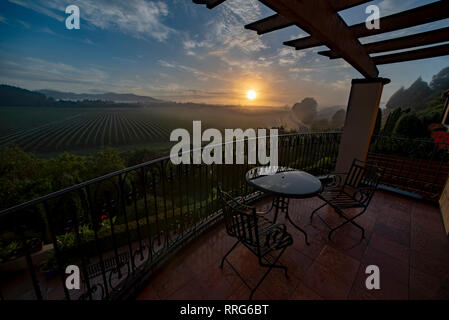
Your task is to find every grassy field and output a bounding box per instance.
[0,105,299,155]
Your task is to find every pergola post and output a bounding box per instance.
[335,78,390,173]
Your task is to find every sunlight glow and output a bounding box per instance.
[247,90,257,100]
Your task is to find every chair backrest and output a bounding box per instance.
[218,187,260,247]
[343,159,384,205]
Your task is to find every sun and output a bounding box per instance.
[247,90,257,100]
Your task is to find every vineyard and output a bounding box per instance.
[0,106,295,154]
[0,108,178,153]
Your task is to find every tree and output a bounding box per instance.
[0,144,51,210]
[331,109,346,128]
[373,108,382,136]
[416,97,446,129]
[386,87,405,111]
[122,148,158,167]
[310,119,329,132]
[430,66,449,95]
[46,153,87,190]
[382,108,403,135]
[386,77,432,111]
[291,98,318,125]
[393,113,426,138]
[86,148,125,179]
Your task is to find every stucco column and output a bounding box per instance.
[335,78,390,173]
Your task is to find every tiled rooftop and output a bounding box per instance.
[137,191,449,300]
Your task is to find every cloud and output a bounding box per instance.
[40,27,56,35]
[276,48,306,66]
[0,15,7,24]
[182,38,213,56]
[8,0,65,22]
[83,38,94,45]
[8,0,175,41]
[148,87,232,101]
[184,0,267,57]
[17,20,31,28]
[158,59,226,82]
[217,55,273,76]
[183,39,212,50]
[0,57,108,86]
[212,0,267,54]
[377,0,408,15]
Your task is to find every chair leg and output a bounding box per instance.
[328,209,366,241]
[250,247,287,300]
[220,240,240,269]
[260,255,289,278]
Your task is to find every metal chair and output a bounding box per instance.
[218,187,293,300]
[310,159,384,240]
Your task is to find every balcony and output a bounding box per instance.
[0,132,448,300]
[137,191,449,300]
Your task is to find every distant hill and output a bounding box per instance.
[386,66,449,112]
[0,84,166,108]
[38,89,162,104]
[0,84,56,107]
[316,105,345,120]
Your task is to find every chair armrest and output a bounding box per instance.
[258,223,286,236]
[258,223,292,249]
[320,172,347,189]
[352,187,374,205]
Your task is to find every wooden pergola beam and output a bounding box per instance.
[319,27,449,59]
[192,0,226,9]
[285,1,449,50]
[259,0,378,78]
[245,0,372,35]
[373,44,449,65]
[245,14,293,35]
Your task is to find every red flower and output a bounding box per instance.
[429,123,446,132]
[101,214,108,220]
[429,123,440,131]
[431,130,449,149]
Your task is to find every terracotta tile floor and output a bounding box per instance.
[137,191,449,300]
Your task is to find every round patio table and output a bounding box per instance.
[245,166,323,245]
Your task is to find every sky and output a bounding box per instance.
[0,0,448,108]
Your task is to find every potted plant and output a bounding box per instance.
[27,238,44,254]
[429,123,449,150]
[39,250,59,279]
[0,240,20,263]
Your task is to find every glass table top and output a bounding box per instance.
[245,166,323,199]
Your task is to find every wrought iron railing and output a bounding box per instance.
[368,135,449,201]
[0,132,342,300]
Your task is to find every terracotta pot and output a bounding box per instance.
[29,241,44,254]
